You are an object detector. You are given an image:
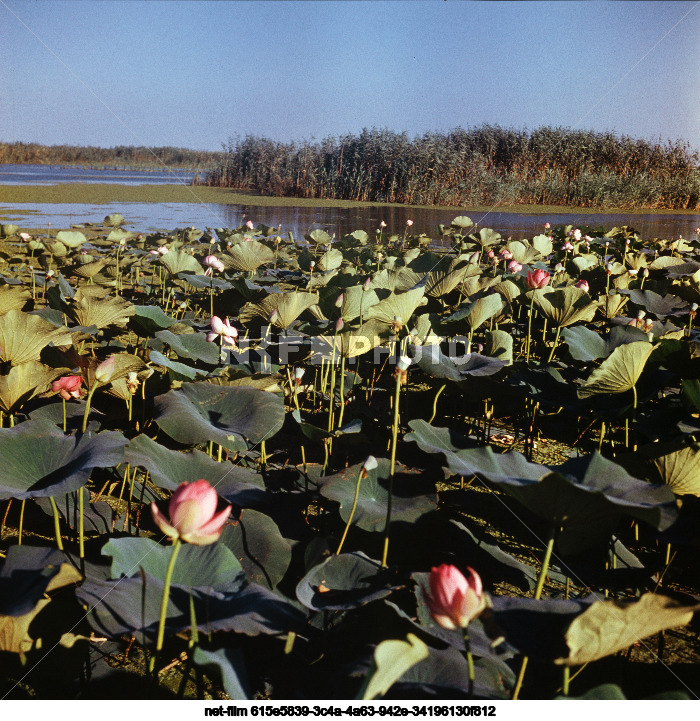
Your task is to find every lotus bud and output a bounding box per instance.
[335,293,344,308]
[310,260,315,269]
[426,565,485,630]
[406,219,413,227]
[637,310,646,320]
[692,303,698,312]
[487,250,495,259]
[363,277,372,292]
[575,279,589,292]
[584,235,593,242]
[294,367,305,387]
[507,260,522,273]
[647,332,654,342]
[554,262,564,273]
[158,246,169,255]
[363,455,378,471]
[641,268,649,278]
[335,317,344,332]
[119,237,126,246]
[696,228,700,235]
[380,220,387,228]
[269,308,279,324]
[19,232,32,242]
[526,269,550,289]
[606,262,614,274]
[95,356,115,384]
[246,220,255,230]
[126,371,140,395]
[544,222,551,229]
[628,269,639,276]
[562,241,573,252]
[52,375,83,400]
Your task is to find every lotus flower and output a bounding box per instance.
[575,279,590,292]
[245,220,255,230]
[426,564,485,630]
[206,316,238,345]
[151,479,231,545]
[406,219,413,227]
[544,222,551,230]
[507,260,523,273]
[94,356,115,384]
[203,255,225,276]
[526,269,551,289]
[52,375,83,400]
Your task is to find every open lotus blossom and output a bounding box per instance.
[507,260,522,273]
[526,269,551,289]
[203,255,225,275]
[52,375,83,400]
[426,564,485,630]
[19,232,32,242]
[206,316,238,345]
[379,220,387,228]
[498,249,513,260]
[562,241,573,252]
[544,222,551,230]
[246,220,255,230]
[406,219,413,227]
[151,479,231,545]
[575,279,590,292]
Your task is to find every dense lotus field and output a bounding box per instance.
[1,214,700,701]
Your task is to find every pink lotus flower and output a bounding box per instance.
[544,222,551,230]
[203,254,225,276]
[507,260,523,273]
[94,356,115,384]
[562,241,574,252]
[246,220,255,230]
[206,316,238,345]
[526,269,551,289]
[575,279,590,292]
[406,219,413,227]
[19,232,32,242]
[426,564,485,630]
[52,375,83,400]
[379,220,387,228]
[498,249,513,261]
[151,479,231,545]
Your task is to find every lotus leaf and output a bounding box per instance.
[425,260,473,298]
[596,292,628,319]
[483,329,513,365]
[154,329,220,365]
[408,344,504,382]
[577,341,655,399]
[159,249,204,276]
[333,284,380,322]
[314,319,387,360]
[0,286,31,315]
[363,634,429,700]
[370,268,422,292]
[622,288,689,317]
[0,361,66,413]
[55,230,86,248]
[223,241,275,272]
[533,286,596,327]
[450,216,473,230]
[130,305,178,335]
[305,229,333,245]
[192,647,250,700]
[0,310,72,365]
[531,234,553,257]
[562,324,649,363]
[446,293,504,332]
[239,291,320,329]
[103,213,125,227]
[364,287,426,328]
[154,382,285,452]
[315,248,343,272]
[649,443,700,496]
[506,240,540,265]
[70,260,106,280]
[0,419,126,500]
[556,593,700,666]
[65,293,134,330]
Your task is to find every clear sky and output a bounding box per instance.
[1,0,699,152]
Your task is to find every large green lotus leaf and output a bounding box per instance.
[103,213,125,227]
[106,227,133,242]
[123,433,266,506]
[104,537,242,590]
[70,260,106,280]
[175,272,231,291]
[363,634,429,700]
[65,293,134,330]
[316,248,343,272]
[296,552,400,611]
[571,253,599,272]
[409,313,443,346]
[159,249,204,276]
[408,344,504,382]
[471,228,501,247]
[506,240,540,264]
[623,289,689,317]
[649,443,700,496]
[364,287,426,327]
[0,224,19,237]
[154,382,285,452]
[446,293,504,332]
[223,241,274,272]
[319,458,436,532]
[532,287,596,327]
[563,325,649,363]
[0,419,126,500]
[450,216,473,230]
[0,286,31,315]
[595,292,628,319]
[192,647,250,700]
[305,229,333,245]
[492,279,521,307]
[129,305,178,335]
[407,251,450,274]
[425,261,472,298]
[314,319,387,360]
[0,310,73,365]
[55,230,86,248]
[148,350,207,380]
[154,329,220,365]
[577,341,654,399]
[220,511,291,589]
[0,361,66,413]
[483,329,513,365]
[531,234,553,257]
[556,593,700,666]
[370,268,422,292]
[336,284,380,322]
[239,291,320,329]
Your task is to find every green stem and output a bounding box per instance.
[428,384,446,424]
[62,398,67,433]
[81,383,100,433]
[525,294,535,363]
[49,496,64,551]
[78,487,85,569]
[546,324,562,364]
[151,537,182,674]
[18,499,25,545]
[463,629,474,698]
[562,665,570,696]
[381,372,402,567]
[337,356,347,430]
[336,466,365,555]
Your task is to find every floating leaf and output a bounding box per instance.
[224,241,275,272]
[362,634,429,700]
[533,286,596,327]
[55,230,86,248]
[578,341,655,398]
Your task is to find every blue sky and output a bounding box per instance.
[1,0,699,151]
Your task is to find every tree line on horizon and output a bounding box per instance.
[202,125,700,210]
[0,141,222,169]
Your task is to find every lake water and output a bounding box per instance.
[2,164,699,241]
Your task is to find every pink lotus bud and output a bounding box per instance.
[19,232,32,242]
[157,246,169,255]
[526,269,551,289]
[246,220,255,230]
[544,222,551,230]
[562,241,573,251]
[52,375,83,400]
[641,268,649,278]
[335,317,345,332]
[150,479,231,545]
[203,255,225,275]
[207,316,238,345]
[426,564,485,630]
[269,308,279,325]
[94,356,115,384]
[507,260,522,273]
[363,277,372,291]
[406,219,413,227]
[498,249,513,260]
[335,293,345,308]
[554,263,564,273]
[487,250,495,258]
[575,279,589,292]
[380,220,387,228]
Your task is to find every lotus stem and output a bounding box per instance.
[78,488,85,570]
[81,383,100,433]
[62,398,67,433]
[336,465,365,555]
[151,537,182,675]
[598,421,606,453]
[429,384,446,424]
[337,356,347,430]
[18,499,25,545]
[381,370,403,567]
[525,294,535,363]
[547,324,562,364]
[562,665,570,696]
[463,629,475,698]
[512,527,556,699]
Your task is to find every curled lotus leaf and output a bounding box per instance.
[533,286,597,327]
[483,329,513,365]
[595,293,628,319]
[316,249,343,272]
[239,291,320,329]
[363,634,430,701]
[409,313,443,346]
[159,249,204,276]
[450,216,473,230]
[0,310,73,365]
[408,344,504,382]
[334,284,380,322]
[649,443,700,496]
[70,260,106,279]
[223,241,275,272]
[370,268,422,293]
[0,286,31,315]
[313,320,387,360]
[153,382,285,452]
[103,213,125,227]
[425,260,473,298]
[469,227,501,247]
[445,293,504,332]
[622,288,689,318]
[556,594,700,667]
[64,293,134,330]
[506,240,540,264]
[577,341,655,399]
[0,361,67,413]
[364,287,426,328]
[531,234,554,257]
[305,229,333,245]
[0,418,126,500]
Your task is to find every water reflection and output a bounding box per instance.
[1,200,699,242]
